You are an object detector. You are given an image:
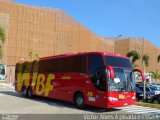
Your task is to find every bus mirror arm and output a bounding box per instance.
[133,68,145,81]
[106,65,114,80]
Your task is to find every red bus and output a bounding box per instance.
[15,52,144,108]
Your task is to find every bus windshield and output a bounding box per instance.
[105,56,135,92]
[104,56,132,68]
[108,68,135,92]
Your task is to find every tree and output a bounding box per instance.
[141,54,149,101]
[0,49,2,59]
[142,54,149,71]
[150,70,160,83]
[133,64,139,68]
[158,55,160,63]
[0,27,6,59]
[127,50,140,65]
[0,27,6,44]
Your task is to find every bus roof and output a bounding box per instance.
[40,52,129,60]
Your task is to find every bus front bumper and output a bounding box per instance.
[106,99,136,108]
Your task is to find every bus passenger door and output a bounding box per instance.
[88,55,107,107]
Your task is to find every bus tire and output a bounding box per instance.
[27,87,33,98]
[74,93,85,108]
[21,87,27,97]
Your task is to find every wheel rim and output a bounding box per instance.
[28,89,31,97]
[28,89,32,97]
[77,96,83,105]
[22,88,26,96]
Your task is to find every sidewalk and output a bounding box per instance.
[0,82,15,89]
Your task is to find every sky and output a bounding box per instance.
[14,0,160,48]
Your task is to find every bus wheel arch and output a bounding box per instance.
[73,91,85,108]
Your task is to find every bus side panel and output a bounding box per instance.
[32,72,72,101]
[47,73,69,100]
[47,73,83,102]
[55,73,72,101]
[69,73,107,108]
[70,73,88,101]
[82,80,107,108]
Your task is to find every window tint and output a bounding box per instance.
[16,62,34,73]
[39,55,87,73]
[88,54,106,91]
[105,56,132,68]
[89,55,104,74]
[16,63,24,73]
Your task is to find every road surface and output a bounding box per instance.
[0,83,159,120]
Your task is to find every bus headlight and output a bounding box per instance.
[132,96,136,99]
[108,97,118,101]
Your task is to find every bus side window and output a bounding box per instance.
[88,55,106,91]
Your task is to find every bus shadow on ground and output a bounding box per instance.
[0,91,121,113]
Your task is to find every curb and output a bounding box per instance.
[0,83,14,86]
[135,102,160,109]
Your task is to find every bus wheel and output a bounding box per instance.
[75,93,85,108]
[27,87,33,98]
[21,87,27,97]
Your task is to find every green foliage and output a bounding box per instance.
[28,51,39,61]
[133,64,139,68]
[0,27,6,43]
[150,69,160,82]
[142,54,149,67]
[127,50,150,70]
[0,27,6,60]
[127,50,140,65]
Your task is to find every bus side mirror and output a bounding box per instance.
[106,65,114,79]
[133,68,145,81]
